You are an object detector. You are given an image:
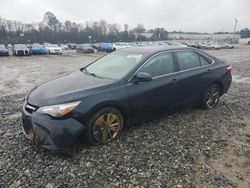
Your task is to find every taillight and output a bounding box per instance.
[227,65,232,72]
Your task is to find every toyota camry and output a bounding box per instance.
[21,46,232,152]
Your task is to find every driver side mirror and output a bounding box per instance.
[133,72,152,83]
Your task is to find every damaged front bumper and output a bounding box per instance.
[21,102,86,152]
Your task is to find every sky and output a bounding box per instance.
[0,0,249,33]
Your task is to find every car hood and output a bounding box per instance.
[28,70,115,106]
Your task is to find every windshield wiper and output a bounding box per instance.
[83,68,103,79]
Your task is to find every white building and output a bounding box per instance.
[168,33,240,43]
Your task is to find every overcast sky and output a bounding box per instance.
[0,0,249,32]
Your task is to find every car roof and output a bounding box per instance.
[120,45,191,56]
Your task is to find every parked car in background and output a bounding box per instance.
[219,42,234,49]
[13,44,31,56]
[0,44,9,56]
[112,42,131,50]
[21,46,232,151]
[170,42,187,48]
[7,44,13,50]
[31,43,47,55]
[67,43,77,49]
[207,42,221,50]
[91,43,99,50]
[60,44,69,50]
[76,44,95,53]
[199,42,210,49]
[185,41,201,49]
[98,43,114,52]
[45,44,62,55]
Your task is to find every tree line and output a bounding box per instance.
[0,11,248,45]
[240,28,250,38]
[0,11,168,44]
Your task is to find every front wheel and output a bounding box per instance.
[85,107,124,144]
[200,84,220,110]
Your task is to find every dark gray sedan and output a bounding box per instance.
[22,46,232,152]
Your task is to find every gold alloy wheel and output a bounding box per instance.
[92,112,122,143]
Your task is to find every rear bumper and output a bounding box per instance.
[21,102,86,152]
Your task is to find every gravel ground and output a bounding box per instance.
[0,45,250,187]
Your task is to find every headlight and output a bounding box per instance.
[36,101,81,117]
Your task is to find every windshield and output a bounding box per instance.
[0,45,6,50]
[84,51,144,79]
[15,44,26,49]
[47,44,58,47]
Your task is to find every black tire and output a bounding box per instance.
[200,84,221,110]
[84,107,124,145]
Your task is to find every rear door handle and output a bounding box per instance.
[207,69,211,72]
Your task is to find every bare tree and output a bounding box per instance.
[99,19,108,35]
[134,23,146,34]
[42,11,60,31]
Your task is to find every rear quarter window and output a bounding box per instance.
[197,52,214,64]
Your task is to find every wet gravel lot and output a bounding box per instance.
[0,46,250,187]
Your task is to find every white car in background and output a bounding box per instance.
[206,42,221,50]
[45,44,62,55]
[112,42,131,51]
[60,44,69,50]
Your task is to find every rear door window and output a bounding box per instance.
[176,51,200,71]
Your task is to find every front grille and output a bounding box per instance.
[25,104,37,114]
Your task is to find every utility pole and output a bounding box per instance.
[232,18,238,43]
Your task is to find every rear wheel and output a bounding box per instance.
[200,84,220,109]
[85,107,124,144]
